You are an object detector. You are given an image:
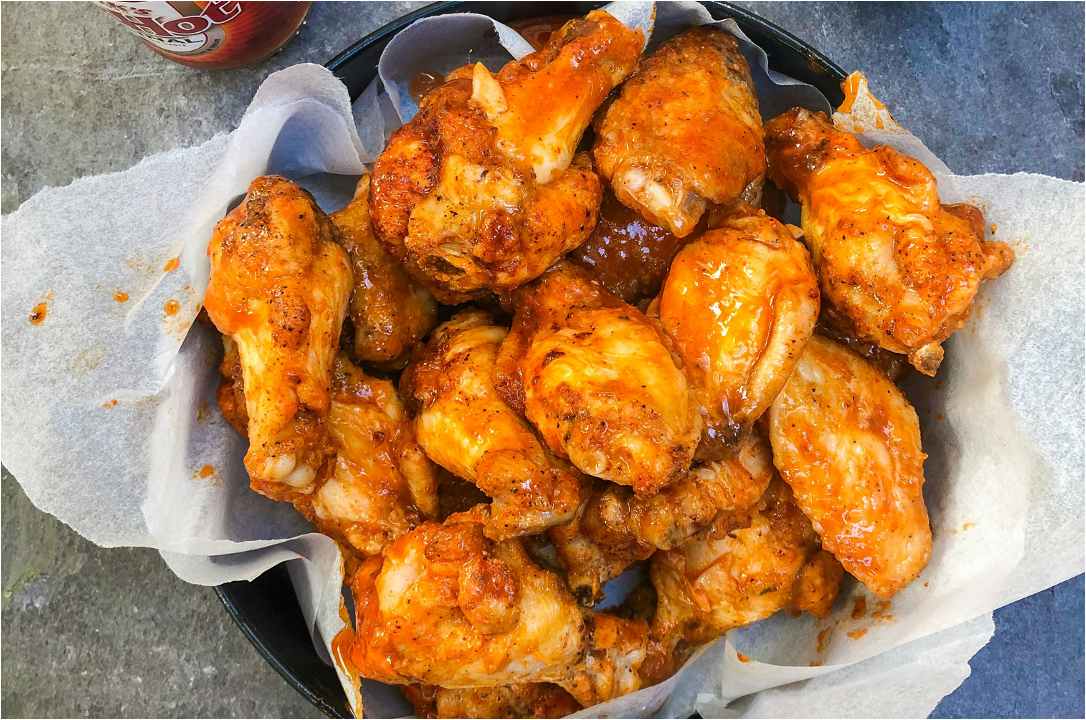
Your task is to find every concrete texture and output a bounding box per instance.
[1,2,1082,718]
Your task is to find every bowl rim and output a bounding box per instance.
[216,3,846,718]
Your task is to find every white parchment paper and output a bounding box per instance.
[1,2,1082,718]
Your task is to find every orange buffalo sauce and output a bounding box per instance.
[508,15,577,51]
[113,291,130,303]
[29,302,48,325]
[408,71,445,103]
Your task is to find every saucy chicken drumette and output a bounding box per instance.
[208,177,439,559]
[370,11,644,302]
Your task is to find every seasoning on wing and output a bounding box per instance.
[768,334,932,598]
[645,477,843,683]
[370,10,644,301]
[348,506,647,706]
[401,310,585,540]
[495,261,703,497]
[594,26,765,237]
[653,212,820,457]
[765,108,1014,375]
[330,175,437,370]
[404,683,582,719]
[204,175,352,499]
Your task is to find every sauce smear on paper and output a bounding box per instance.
[508,15,576,51]
[408,71,444,102]
[30,302,48,325]
[114,291,129,303]
[164,299,181,316]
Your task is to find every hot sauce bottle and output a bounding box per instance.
[93,1,311,70]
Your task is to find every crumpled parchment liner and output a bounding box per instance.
[1,1,1082,718]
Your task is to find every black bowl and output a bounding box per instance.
[215,3,847,717]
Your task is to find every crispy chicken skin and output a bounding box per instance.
[370,11,643,301]
[550,432,773,606]
[594,27,765,237]
[348,506,647,705]
[204,175,352,499]
[768,334,932,598]
[217,348,440,559]
[495,261,703,496]
[548,480,655,606]
[401,310,584,540]
[330,175,437,369]
[404,683,582,719]
[293,355,440,558]
[645,478,843,683]
[765,108,1014,375]
[598,428,775,552]
[654,213,820,457]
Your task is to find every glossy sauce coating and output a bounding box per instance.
[594,26,765,237]
[569,192,691,304]
[656,213,819,456]
[768,334,932,598]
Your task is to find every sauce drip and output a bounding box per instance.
[508,15,576,51]
[569,193,691,304]
[407,71,444,103]
[29,302,48,325]
[164,299,181,316]
[113,291,129,303]
[163,257,180,272]
[198,465,215,478]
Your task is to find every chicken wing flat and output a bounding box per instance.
[348,506,647,705]
[495,261,703,496]
[401,310,584,540]
[645,477,843,683]
[370,11,643,301]
[765,108,1014,375]
[404,683,581,719]
[204,175,352,499]
[594,26,765,237]
[293,355,440,558]
[768,334,932,598]
[567,191,692,305]
[654,213,820,457]
[330,175,437,369]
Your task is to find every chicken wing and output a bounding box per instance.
[645,477,843,683]
[548,481,654,606]
[370,11,643,301]
[348,506,647,706]
[765,108,1014,375]
[594,26,765,237]
[204,175,352,499]
[495,261,703,496]
[548,429,772,606]
[292,355,440,558]
[567,191,692,305]
[597,428,775,551]
[401,310,584,540]
[654,213,820,457]
[330,175,437,369]
[404,683,581,719]
[767,334,932,598]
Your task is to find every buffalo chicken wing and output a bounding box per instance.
[765,108,1014,375]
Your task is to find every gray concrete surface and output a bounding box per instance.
[2,2,1083,718]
